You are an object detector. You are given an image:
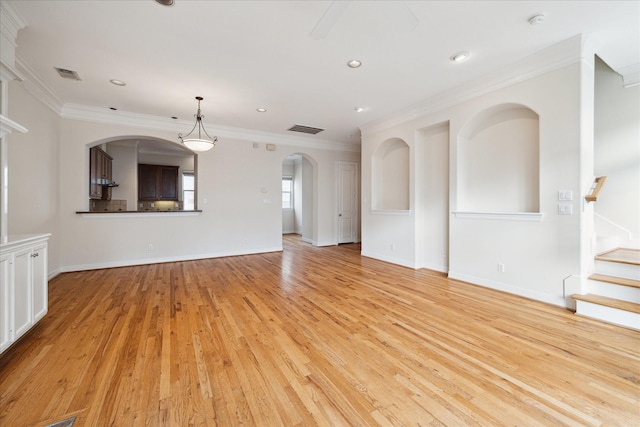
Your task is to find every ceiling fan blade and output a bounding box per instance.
[310,0,351,40]
[379,1,419,33]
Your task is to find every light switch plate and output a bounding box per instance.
[558,203,573,215]
[558,190,573,201]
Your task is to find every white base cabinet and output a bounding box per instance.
[0,234,50,354]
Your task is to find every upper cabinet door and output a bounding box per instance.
[89,147,102,199]
[160,166,179,201]
[138,164,179,201]
[89,147,113,200]
[138,164,160,200]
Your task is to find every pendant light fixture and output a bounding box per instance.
[179,96,218,152]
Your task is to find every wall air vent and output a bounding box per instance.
[288,124,324,135]
[54,67,81,81]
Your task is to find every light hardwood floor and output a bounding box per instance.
[1,235,639,426]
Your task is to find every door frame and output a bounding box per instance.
[335,161,359,244]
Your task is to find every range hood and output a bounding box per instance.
[99,178,119,188]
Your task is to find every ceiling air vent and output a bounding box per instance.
[54,67,81,81]
[288,124,324,135]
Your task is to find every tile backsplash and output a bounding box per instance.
[137,201,183,211]
[90,199,127,212]
[88,200,184,212]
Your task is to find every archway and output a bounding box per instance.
[85,136,197,212]
[281,152,318,245]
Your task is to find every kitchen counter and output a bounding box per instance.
[75,210,202,218]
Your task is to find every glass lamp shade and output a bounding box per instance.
[183,138,215,152]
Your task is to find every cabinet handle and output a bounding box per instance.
[31,252,39,258]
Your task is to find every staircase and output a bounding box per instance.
[572,248,640,330]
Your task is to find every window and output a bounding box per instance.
[282,176,293,210]
[183,171,195,210]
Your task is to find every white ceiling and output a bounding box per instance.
[7,0,640,145]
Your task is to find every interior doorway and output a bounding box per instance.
[282,153,316,245]
[336,161,358,244]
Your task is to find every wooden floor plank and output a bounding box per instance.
[1,235,639,426]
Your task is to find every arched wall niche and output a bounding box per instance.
[457,103,540,213]
[372,137,410,211]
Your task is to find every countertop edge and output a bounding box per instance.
[75,211,202,219]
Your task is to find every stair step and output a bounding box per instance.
[572,294,640,314]
[594,248,640,280]
[595,248,640,266]
[588,274,640,289]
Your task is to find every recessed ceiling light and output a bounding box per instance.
[354,107,364,113]
[110,79,126,86]
[155,0,174,6]
[347,59,362,68]
[450,51,470,62]
[256,108,267,113]
[529,14,545,25]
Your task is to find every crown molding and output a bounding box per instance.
[0,2,27,45]
[360,35,585,136]
[0,58,24,82]
[61,103,361,153]
[14,57,359,153]
[0,113,28,138]
[15,55,64,114]
[618,63,640,88]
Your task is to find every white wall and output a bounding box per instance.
[416,122,449,272]
[594,57,640,249]
[106,143,137,209]
[5,81,360,274]
[361,37,596,307]
[7,81,60,274]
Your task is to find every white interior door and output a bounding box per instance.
[337,161,358,244]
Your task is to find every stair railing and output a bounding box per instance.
[585,176,607,202]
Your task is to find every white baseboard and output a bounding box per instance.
[301,236,315,245]
[59,246,283,273]
[419,261,448,273]
[447,271,566,308]
[360,251,416,269]
[48,268,62,281]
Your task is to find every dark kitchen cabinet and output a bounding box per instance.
[89,146,113,200]
[138,164,179,201]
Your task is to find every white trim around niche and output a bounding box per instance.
[452,211,544,221]
[371,209,412,216]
